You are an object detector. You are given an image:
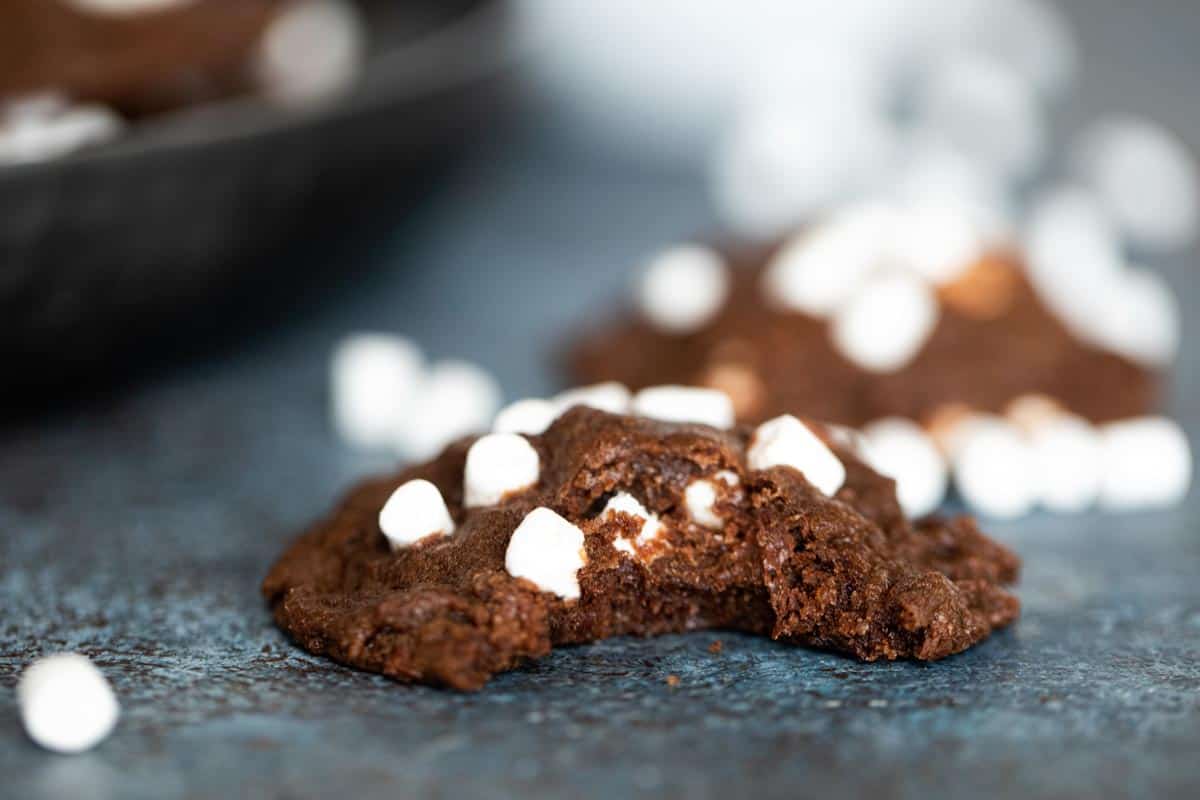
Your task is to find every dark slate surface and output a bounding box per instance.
[3,3,1200,797]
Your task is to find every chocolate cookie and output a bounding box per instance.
[263,406,1020,690]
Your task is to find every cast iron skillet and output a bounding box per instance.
[0,0,512,402]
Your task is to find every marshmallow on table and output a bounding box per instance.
[256,0,365,105]
[632,386,734,429]
[464,434,541,508]
[505,508,587,600]
[493,398,559,436]
[602,492,663,553]
[748,414,846,497]
[1072,116,1199,252]
[398,360,502,460]
[1098,417,1192,511]
[831,272,939,373]
[18,654,119,754]
[1029,416,1104,513]
[330,334,424,449]
[554,382,632,417]
[0,103,123,166]
[952,420,1037,519]
[637,245,730,333]
[379,479,455,549]
[684,471,739,530]
[861,418,949,518]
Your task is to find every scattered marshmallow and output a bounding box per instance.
[1098,417,1192,511]
[1090,266,1181,368]
[926,405,994,460]
[378,479,456,549]
[505,508,588,600]
[256,0,365,105]
[1005,394,1066,435]
[1029,416,1104,513]
[464,434,541,508]
[830,272,939,373]
[1072,116,1199,252]
[632,386,735,429]
[0,101,123,166]
[18,654,119,754]
[554,382,633,417]
[65,0,193,14]
[684,471,739,530]
[861,418,949,518]
[889,201,984,285]
[965,0,1078,99]
[889,145,1014,245]
[494,398,559,436]
[747,414,846,496]
[399,361,503,460]
[602,492,663,553]
[637,245,730,333]
[760,204,897,315]
[952,420,1037,519]
[330,334,424,449]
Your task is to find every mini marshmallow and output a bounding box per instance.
[0,103,123,166]
[554,382,632,417]
[953,420,1037,519]
[464,434,541,508]
[505,508,587,600]
[1005,394,1066,435]
[398,360,502,460]
[684,471,739,530]
[66,0,192,14]
[378,479,455,549]
[889,146,1014,245]
[890,201,984,286]
[1029,416,1104,513]
[493,398,559,436]
[632,386,735,429]
[1098,417,1192,511]
[1090,267,1181,368]
[18,654,119,754]
[748,415,846,496]
[862,418,949,518]
[831,272,939,373]
[330,334,424,449]
[760,204,897,315]
[602,492,663,552]
[256,0,365,105]
[1072,116,1199,252]
[966,0,1078,98]
[637,245,730,333]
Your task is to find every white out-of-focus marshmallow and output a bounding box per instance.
[18,654,119,754]
[554,382,632,417]
[747,415,846,496]
[1098,417,1192,511]
[1072,115,1199,252]
[684,470,739,530]
[505,507,587,600]
[256,0,365,105]
[1029,416,1104,513]
[889,145,1014,245]
[378,479,456,549]
[1091,267,1181,368]
[66,0,192,14]
[831,272,939,373]
[637,245,729,333]
[1005,394,1065,435]
[330,334,424,449]
[398,360,502,460]
[632,386,734,429]
[926,406,996,460]
[965,0,1078,98]
[862,417,949,518]
[760,203,897,315]
[917,53,1046,179]
[493,398,559,436]
[890,202,984,285]
[464,434,541,508]
[953,420,1037,519]
[0,102,123,166]
[602,492,663,554]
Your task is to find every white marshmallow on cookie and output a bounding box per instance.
[602,493,663,554]
[684,471,739,530]
[65,0,192,14]
[330,334,424,449]
[18,653,120,754]
[889,202,984,286]
[256,0,365,106]
[862,418,949,518]
[831,272,939,373]
[748,415,846,497]
[1005,394,1066,435]
[1097,417,1192,511]
[505,508,587,600]
[464,434,541,508]
[379,480,456,549]
[493,398,559,436]
[637,245,730,334]
[952,420,1037,519]
[1029,416,1104,513]
[632,386,735,429]
[1088,267,1181,368]
[554,382,632,417]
